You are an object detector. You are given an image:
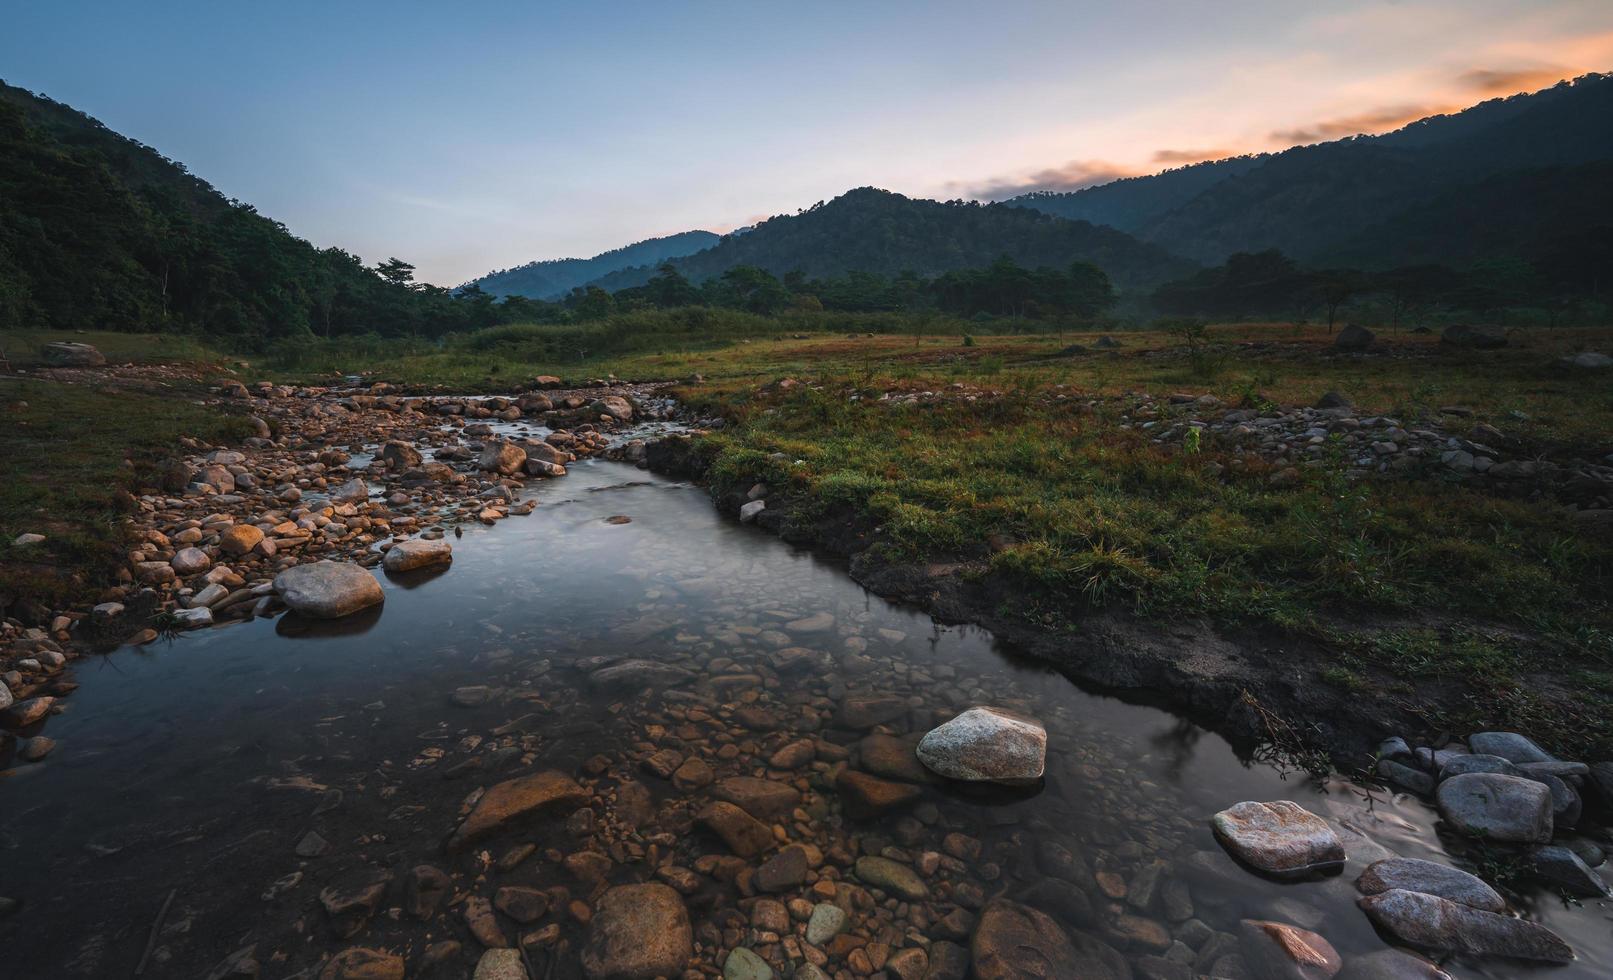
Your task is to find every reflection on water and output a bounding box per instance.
[1,459,1608,978]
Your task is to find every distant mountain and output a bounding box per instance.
[469,230,719,299]
[1010,73,1613,268]
[586,187,1196,294]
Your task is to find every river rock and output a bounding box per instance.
[219,524,264,556]
[473,948,527,980]
[806,903,848,945]
[273,561,384,619]
[171,547,212,575]
[319,870,392,939]
[838,694,908,728]
[916,706,1046,783]
[318,947,404,980]
[754,844,812,892]
[854,856,928,900]
[835,768,921,817]
[589,396,634,421]
[1334,324,1374,351]
[1357,889,1572,963]
[1238,919,1341,980]
[330,478,368,503]
[1355,858,1504,911]
[722,946,773,980]
[378,440,422,469]
[856,733,931,783]
[1438,754,1521,780]
[713,776,799,820]
[1435,772,1552,842]
[588,659,694,691]
[971,899,1128,980]
[1466,731,1552,764]
[581,883,692,980]
[1529,844,1612,897]
[447,770,589,850]
[1335,950,1452,980]
[697,801,774,858]
[382,537,453,572]
[1211,801,1345,877]
[480,441,527,475]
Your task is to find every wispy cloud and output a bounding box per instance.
[1151,147,1237,165]
[1456,66,1567,95]
[1269,103,1454,144]
[948,159,1136,201]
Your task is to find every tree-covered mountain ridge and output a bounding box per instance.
[1009,72,1613,266]
[468,230,720,300]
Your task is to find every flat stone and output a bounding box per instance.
[1529,845,1612,898]
[581,883,692,980]
[382,537,452,572]
[1211,801,1345,877]
[447,771,589,851]
[972,899,1128,980]
[1354,858,1504,912]
[697,801,774,858]
[754,844,812,892]
[722,946,774,980]
[588,659,694,691]
[854,856,928,900]
[318,947,404,980]
[1334,949,1452,980]
[319,870,392,939]
[856,733,931,783]
[806,903,848,945]
[273,561,384,619]
[713,776,799,821]
[835,768,921,818]
[495,886,551,923]
[1357,889,1572,963]
[838,694,908,728]
[1438,754,1521,780]
[1435,773,1552,843]
[917,706,1046,783]
[1237,919,1341,980]
[1375,760,1433,795]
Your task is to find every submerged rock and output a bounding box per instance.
[582,883,692,980]
[1238,919,1342,980]
[1357,889,1572,963]
[854,856,928,900]
[1335,949,1451,980]
[971,899,1128,980]
[1435,772,1552,843]
[917,706,1046,783]
[273,560,384,619]
[1211,801,1345,877]
[447,770,589,850]
[588,659,694,691]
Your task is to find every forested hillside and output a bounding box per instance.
[470,230,718,299]
[585,188,1195,295]
[1012,73,1613,267]
[0,81,495,343]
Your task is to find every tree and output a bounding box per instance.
[1309,269,1364,334]
[374,257,417,288]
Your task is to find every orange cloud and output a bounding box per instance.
[1152,148,1237,165]
[951,159,1136,200]
[1456,66,1567,95]
[1270,103,1456,144]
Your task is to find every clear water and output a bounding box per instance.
[1,458,1608,978]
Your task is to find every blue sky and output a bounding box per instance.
[5,1,1610,284]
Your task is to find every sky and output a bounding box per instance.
[5,1,1611,285]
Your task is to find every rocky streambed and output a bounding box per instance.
[0,448,1609,978]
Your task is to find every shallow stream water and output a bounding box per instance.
[1,456,1609,978]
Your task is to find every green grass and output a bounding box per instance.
[0,377,257,609]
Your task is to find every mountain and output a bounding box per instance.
[469,230,719,299]
[585,187,1196,295]
[1009,73,1613,268]
[0,80,482,342]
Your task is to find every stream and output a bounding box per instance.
[1,455,1610,978]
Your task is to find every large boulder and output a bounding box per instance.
[971,899,1128,980]
[479,441,527,475]
[1465,731,1552,763]
[272,561,384,619]
[917,706,1046,784]
[1211,801,1345,877]
[588,396,634,421]
[382,538,453,573]
[1334,324,1374,351]
[1435,772,1552,843]
[1441,324,1506,349]
[1357,889,1572,963]
[581,883,692,980]
[377,440,422,469]
[41,341,105,366]
[447,770,589,851]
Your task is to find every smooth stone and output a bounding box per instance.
[1529,845,1612,897]
[697,801,774,858]
[722,946,774,980]
[474,948,528,980]
[1435,772,1552,843]
[805,903,848,945]
[854,856,928,900]
[581,883,693,980]
[318,947,404,980]
[1237,919,1342,980]
[588,659,694,691]
[1438,754,1520,780]
[972,899,1128,980]
[855,733,931,783]
[835,768,921,818]
[1335,949,1452,980]
[447,771,589,851]
[1211,801,1345,877]
[754,844,812,892]
[1354,858,1504,912]
[1356,889,1572,964]
[272,561,384,619]
[1466,732,1553,764]
[916,706,1046,783]
[1375,760,1433,795]
[712,776,799,821]
[383,537,452,572]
